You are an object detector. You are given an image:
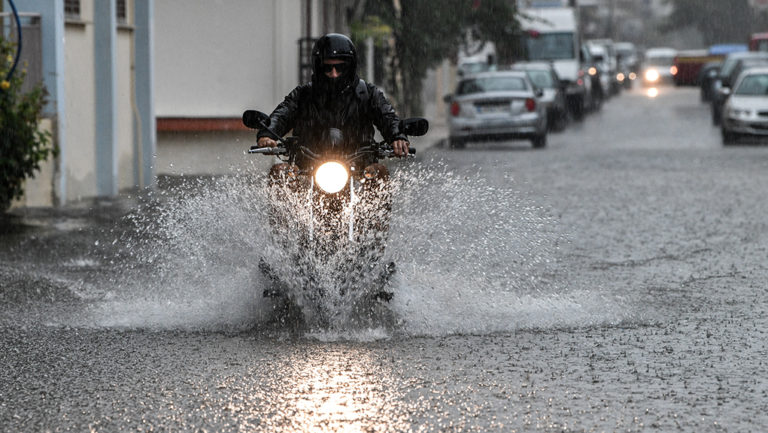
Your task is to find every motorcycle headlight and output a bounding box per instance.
[314,161,349,194]
[645,69,660,82]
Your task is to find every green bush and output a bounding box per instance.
[0,37,56,211]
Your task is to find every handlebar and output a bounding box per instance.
[376,147,417,158]
[248,143,415,158]
[249,146,287,155]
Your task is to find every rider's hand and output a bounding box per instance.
[258,137,278,148]
[392,139,410,157]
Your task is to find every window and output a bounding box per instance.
[65,0,127,24]
[64,0,80,20]
[735,74,768,96]
[526,70,556,89]
[117,0,127,24]
[523,32,575,61]
[457,77,528,95]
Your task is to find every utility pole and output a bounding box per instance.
[608,0,615,39]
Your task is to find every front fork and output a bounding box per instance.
[307,168,358,243]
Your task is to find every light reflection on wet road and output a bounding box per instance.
[2,86,768,431]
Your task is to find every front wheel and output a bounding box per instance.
[712,105,721,126]
[568,95,585,121]
[550,109,568,132]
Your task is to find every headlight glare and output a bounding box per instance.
[314,161,348,193]
[645,69,660,82]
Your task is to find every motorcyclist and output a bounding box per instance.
[256,33,410,182]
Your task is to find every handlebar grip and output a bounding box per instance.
[248,146,286,155]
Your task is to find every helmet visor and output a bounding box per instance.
[321,62,351,75]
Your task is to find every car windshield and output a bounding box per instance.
[646,56,674,67]
[720,54,768,77]
[735,74,768,95]
[459,62,491,75]
[616,47,635,57]
[457,76,528,95]
[524,32,575,61]
[525,70,555,88]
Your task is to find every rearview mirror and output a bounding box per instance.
[242,110,270,129]
[400,118,429,137]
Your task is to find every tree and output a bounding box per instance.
[0,37,56,211]
[662,0,768,46]
[353,0,518,116]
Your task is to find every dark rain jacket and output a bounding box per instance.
[257,79,407,164]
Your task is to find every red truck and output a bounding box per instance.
[750,32,768,52]
[673,49,718,86]
[673,44,749,86]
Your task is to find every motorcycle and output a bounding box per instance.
[242,110,428,323]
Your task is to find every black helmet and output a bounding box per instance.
[311,34,358,92]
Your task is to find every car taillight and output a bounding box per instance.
[525,98,536,112]
[450,101,461,116]
[670,65,678,75]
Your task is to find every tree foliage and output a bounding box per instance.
[353,0,518,116]
[0,37,56,211]
[663,0,768,46]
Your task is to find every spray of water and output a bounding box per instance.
[78,159,625,338]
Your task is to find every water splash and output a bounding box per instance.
[383,161,624,336]
[75,159,625,337]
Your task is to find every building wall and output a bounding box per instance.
[117,23,135,190]
[153,0,303,175]
[64,3,98,200]
[12,0,353,204]
[154,0,302,118]
[9,0,148,207]
[58,0,137,200]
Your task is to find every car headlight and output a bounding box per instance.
[314,161,349,194]
[645,69,660,82]
[728,108,753,119]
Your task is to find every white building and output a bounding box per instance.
[11,0,352,207]
[8,0,153,207]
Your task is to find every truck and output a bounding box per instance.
[517,6,591,119]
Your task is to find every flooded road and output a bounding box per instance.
[2,86,767,431]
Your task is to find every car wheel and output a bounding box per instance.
[531,133,547,149]
[721,128,736,145]
[712,106,721,126]
[448,136,466,149]
[554,110,568,132]
[571,102,585,121]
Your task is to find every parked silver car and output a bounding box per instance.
[445,71,548,148]
[511,62,568,131]
[721,66,768,144]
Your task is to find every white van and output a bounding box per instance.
[518,7,590,118]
